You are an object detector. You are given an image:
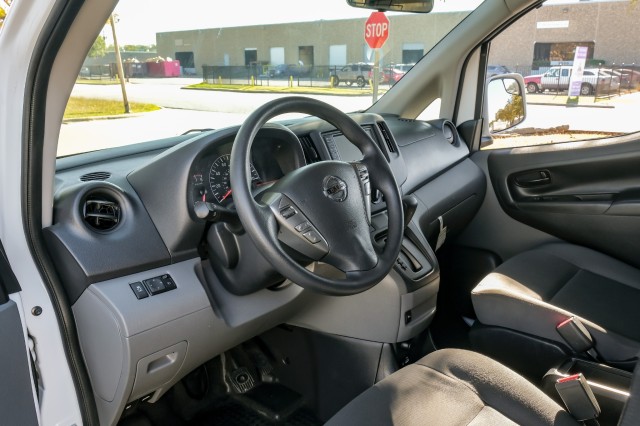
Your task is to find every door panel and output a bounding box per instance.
[0,242,39,426]
[487,137,640,269]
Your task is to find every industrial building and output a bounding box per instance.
[155,0,639,75]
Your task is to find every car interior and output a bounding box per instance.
[9,0,640,424]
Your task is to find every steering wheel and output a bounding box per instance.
[230,97,403,295]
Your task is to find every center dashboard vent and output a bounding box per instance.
[80,171,111,182]
[376,122,397,153]
[82,194,121,232]
[442,121,457,145]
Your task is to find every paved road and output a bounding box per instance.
[59,79,639,156]
[61,79,375,155]
[70,78,373,114]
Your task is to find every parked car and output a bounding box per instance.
[614,68,640,87]
[270,63,310,77]
[487,64,511,77]
[524,72,543,93]
[331,63,372,87]
[382,63,414,84]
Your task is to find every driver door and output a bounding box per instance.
[0,240,39,425]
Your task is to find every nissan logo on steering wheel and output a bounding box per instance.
[323,175,348,202]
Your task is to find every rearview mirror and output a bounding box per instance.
[486,75,526,134]
[347,0,434,13]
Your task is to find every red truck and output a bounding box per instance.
[523,73,543,93]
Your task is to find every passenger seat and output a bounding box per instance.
[471,242,640,367]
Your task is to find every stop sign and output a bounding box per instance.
[364,12,390,49]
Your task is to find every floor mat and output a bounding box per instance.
[188,401,321,426]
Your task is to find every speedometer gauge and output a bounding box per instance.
[208,154,260,203]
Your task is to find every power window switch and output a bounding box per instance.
[130,282,149,299]
[143,277,166,295]
[161,274,177,291]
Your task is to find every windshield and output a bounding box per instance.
[58,0,484,157]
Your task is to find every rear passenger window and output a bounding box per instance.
[484,0,640,150]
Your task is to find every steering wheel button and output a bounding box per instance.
[280,206,297,219]
[303,230,322,244]
[295,221,312,233]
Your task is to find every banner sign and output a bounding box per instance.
[568,46,589,97]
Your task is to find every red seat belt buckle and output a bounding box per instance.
[555,373,601,421]
[556,316,594,354]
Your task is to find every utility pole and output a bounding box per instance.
[372,49,380,103]
[109,14,130,114]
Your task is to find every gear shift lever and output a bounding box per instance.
[402,194,418,229]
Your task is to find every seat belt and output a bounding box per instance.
[555,373,601,424]
[556,317,601,362]
[556,317,638,370]
[0,241,22,300]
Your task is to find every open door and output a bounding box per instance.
[0,240,39,425]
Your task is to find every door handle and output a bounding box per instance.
[513,170,551,187]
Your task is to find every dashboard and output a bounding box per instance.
[188,130,304,206]
[47,112,486,425]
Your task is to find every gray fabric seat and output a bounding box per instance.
[327,348,579,426]
[472,243,640,363]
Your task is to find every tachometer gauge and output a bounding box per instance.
[208,154,260,203]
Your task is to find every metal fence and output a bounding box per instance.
[499,64,640,100]
[79,63,149,80]
[201,65,397,88]
[79,64,114,80]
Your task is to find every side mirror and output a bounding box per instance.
[486,74,526,134]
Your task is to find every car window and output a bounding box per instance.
[57,0,484,157]
[485,0,640,150]
[0,0,11,34]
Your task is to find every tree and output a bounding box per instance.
[88,35,106,58]
[491,94,524,131]
[123,44,156,52]
[0,4,7,30]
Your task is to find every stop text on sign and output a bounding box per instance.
[365,22,388,38]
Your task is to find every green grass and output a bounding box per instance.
[184,82,387,96]
[75,78,121,85]
[64,97,160,119]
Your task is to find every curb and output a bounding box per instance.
[62,109,159,123]
[181,86,380,97]
[527,102,615,109]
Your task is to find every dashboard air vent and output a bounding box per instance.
[376,122,397,153]
[80,171,111,182]
[442,121,457,144]
[298,135,320,164]
[82,194,121,232]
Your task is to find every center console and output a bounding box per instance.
[543,358,633,425]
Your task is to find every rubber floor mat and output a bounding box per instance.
[189,402,321,426]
